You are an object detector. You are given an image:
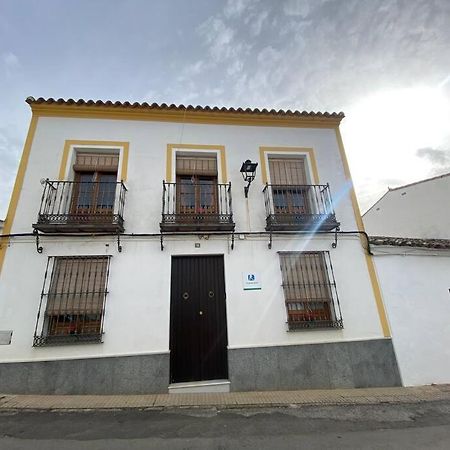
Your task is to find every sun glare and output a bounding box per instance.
[342,86,450,191]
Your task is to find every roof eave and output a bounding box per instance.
[26,97,345,128]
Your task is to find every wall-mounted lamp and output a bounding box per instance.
[240,159,258,198]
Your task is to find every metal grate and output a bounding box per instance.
[33,256,111,346]
[279,251,343,330]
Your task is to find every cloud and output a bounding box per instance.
[249,10,269,36]
[2,52,20,77]
[2,51,19,67]
[416,147,450,166]
[197,18,235,61]
[416,147,450,175]
[223,0,259,18]
[283,0,312,17]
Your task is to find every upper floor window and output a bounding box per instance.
[72,152,119,216]
[176,155,218,216]
[264,155,339,232]
[269,157,311,215]
[33,149,127,234]
[161,153,234,232]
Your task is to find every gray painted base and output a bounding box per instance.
[0,353,169,395]
[0,339,401,394]
[228,338,402,391]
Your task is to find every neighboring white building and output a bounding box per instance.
[365,175,450,386]
[364,173,450,239]
[0,97,400,394]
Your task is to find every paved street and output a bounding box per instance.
[1,400,450,449]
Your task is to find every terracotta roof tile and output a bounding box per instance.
[25,96,345,120]
[369,236,450,249]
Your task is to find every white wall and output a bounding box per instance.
[11,116,359,234]
[364,175,450,239]
[0,115,385,363]
[373,248,450,386]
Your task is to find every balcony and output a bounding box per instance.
[33,179,127,233]
[160,181,235,232]
[263,183,340,232]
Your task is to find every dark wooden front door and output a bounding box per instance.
[170,255,228,383]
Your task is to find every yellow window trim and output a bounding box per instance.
[58,140,130,181]
[0,114,39,275]
[166,143,227,183]
[334,127,391,338]
[259,147,320,185]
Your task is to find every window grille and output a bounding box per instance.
[33,256,111,346]
[279,251,343,330]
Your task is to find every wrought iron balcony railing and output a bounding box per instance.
[160,181,235,232]
[33,179,127,233]
[263,183,340,232]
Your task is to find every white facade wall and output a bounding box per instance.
[0,115,384,363]
[372,248,450,386]
[364,175,450,239]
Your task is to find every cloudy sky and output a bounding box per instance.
[1,0,449,218]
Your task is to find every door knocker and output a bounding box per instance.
[182,292,189,300]
[208,291,215,299]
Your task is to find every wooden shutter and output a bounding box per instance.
[46,257,109,315]
[279,252,333,326]
[176,155,217,176]
[269,158,307,185]
[280,252,332,302]
[74,153,119,172]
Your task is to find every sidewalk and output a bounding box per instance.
[1,385,449,411]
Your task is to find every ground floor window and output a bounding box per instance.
[33,255,111,346]
[279,251,343,330]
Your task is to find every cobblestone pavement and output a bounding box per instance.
[0,384,449,411]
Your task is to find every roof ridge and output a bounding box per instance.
[389,172,450,191]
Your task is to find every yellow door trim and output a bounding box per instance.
[166,143,227,183]
[335,127,391,338]
[58,140,130,181]
[0,114,39,275]
[259,147,320,185]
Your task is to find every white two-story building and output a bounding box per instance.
[0,97,401,394]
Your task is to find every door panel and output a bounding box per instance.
[170,255,228,383]
[176,176,218,216]
[71,171,117,217]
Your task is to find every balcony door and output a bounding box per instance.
[269,157,311,215]
[175,154,219,223]
[177,175,218,217]
[72,171,117,217]
[70,152,119,219]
